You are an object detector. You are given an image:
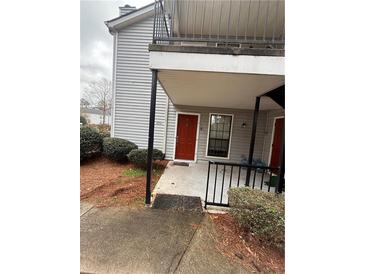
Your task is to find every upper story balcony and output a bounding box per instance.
[151,0,285,56]
[148,0,285,112]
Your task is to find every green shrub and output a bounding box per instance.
[100,131,110,139]
[127,148,164,169]
[80,116,87,125]
[80,127,103,161]
[87,124,110,138]
[228,187,285,250]
[103,137,138,162]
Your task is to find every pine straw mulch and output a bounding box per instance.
[80,156,168,208]
[210,213,284,273]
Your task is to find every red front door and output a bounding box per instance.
[175,114,198,161]
[270,118,284,168]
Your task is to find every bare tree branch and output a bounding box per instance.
[83,78,112,124]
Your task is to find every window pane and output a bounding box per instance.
[207,114,232,158]
[211,121,217,130]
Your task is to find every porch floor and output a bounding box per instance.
[153,161,275,206]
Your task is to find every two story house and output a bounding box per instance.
[106,0,285,206]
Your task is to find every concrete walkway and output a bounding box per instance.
[80,203,249,274]
[153,162,209,203]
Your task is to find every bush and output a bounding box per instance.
[100,131,110,139]
[80,127,103,161]
[80,116,87,126]
[103,137,138,162]
[87,124,110,138]
[228,187,285,250]
[127,148,164,169]
[94,124,111,133]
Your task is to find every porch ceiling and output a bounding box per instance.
[158,70,284,110]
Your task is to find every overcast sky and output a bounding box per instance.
[80,0,152,97]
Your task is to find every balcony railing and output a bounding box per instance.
[153,0,285,49]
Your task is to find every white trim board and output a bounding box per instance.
[205,113,234,160]
[267,116,285,165]
[173,112,201,163]
[150,51,285,76]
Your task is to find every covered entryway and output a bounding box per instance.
[175,113,199,161]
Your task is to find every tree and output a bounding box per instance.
[80,116,87,126]
[83,78,112,125]
[80,98,90,109]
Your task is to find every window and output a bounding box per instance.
[207,114,233,158]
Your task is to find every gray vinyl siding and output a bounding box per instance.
[165,104,269,163]
[261,109,285,165]
[113,16,168,151]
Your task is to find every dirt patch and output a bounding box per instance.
[210,213,284,273]
[80,156,168,208]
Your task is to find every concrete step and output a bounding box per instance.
[152,194,203,213]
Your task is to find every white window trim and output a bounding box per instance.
[173,112,201,163]
[267,116,285,165]
[205,113,234,160]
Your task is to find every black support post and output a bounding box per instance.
[146,69,158,205]
[246,96,261,187]
[276,122,285,193]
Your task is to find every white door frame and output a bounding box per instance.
[173,112,201,163]
[267,116,285,165]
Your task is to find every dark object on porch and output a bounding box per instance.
[152,194,203,213]
[265,175,278,187]
[173,161,189,166]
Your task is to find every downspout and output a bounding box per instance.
[111,31,118,137]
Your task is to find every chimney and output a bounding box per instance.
[119,4,136,16]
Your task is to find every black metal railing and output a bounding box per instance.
[204,160,284,208]
[153,0,285,49]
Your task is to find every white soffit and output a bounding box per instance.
[150,51,284,76]
[158,70,284,110]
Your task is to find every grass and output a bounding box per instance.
[122,167,146,177]
[122,166,165,178]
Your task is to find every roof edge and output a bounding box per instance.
[105,2,154,33]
